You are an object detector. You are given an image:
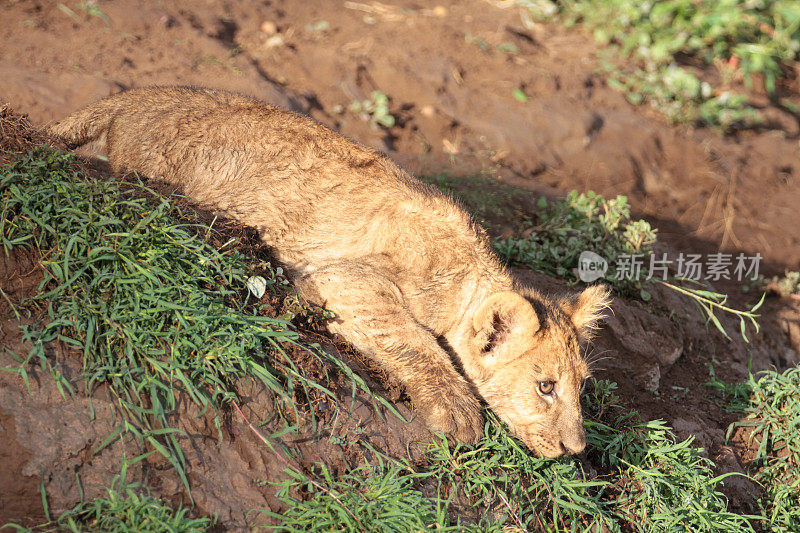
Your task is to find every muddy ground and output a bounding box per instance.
[1,0,799,529]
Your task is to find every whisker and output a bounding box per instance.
[583,347,612,364]
[583,347,614,372]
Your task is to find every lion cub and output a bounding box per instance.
[50,87,610,457]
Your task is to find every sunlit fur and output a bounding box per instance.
[49,87,612,457]
[465,286,606,457]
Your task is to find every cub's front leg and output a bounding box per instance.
[295,259,483,444]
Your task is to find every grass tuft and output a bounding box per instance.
[705,362,752,413]
[267,462,448,532]
[348,91,395,129]
[267,379,757,531]
[5,472,214,532]
[731,365,800,532]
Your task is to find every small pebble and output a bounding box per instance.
[419,105,435,117]
[260,20,278,35]
[264,34,284,48]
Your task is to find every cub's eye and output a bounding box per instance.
[538,381,555,395]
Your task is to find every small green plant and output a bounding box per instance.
[523,0,800,128]
[765,270,800,298]
[494,190,656,297]
[266,462,451,532]
[465,32,491,51]
[660,280,765,341]
[348,91,395,129]
[5,465,213,532]
[19,475,212,532]
[75,0,110,24]
[305,20,330,33]
[705,362,751,413]
[497,41,520,55]
[730,365,800,531]
[466,33,520,55]
[603,62,758,128]
[57,1,110,24]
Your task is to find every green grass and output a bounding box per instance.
[267,379,758,531]
[348,91,395,129]
[523,0,800,128]
[0,148,381,498]
[581,384,755,532]
[731,365,800,532]
[267,462,453,532]
[705,362,752,413]
[53,489,210,533]
[5,468,214,532]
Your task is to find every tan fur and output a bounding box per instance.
[49,86,611,457]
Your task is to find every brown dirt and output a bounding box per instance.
[1,0,799,270]
[1,0,799,528]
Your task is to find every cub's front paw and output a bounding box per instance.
[415,388,484,445]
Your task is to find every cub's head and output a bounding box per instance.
[468,285,611,458]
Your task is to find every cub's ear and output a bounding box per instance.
[473,291,539,363]
[561,284,612,341]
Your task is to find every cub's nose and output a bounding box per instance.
[559,430,586,455]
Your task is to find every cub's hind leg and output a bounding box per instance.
[295,260,483,444]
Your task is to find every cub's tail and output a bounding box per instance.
[47,95,122,149]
